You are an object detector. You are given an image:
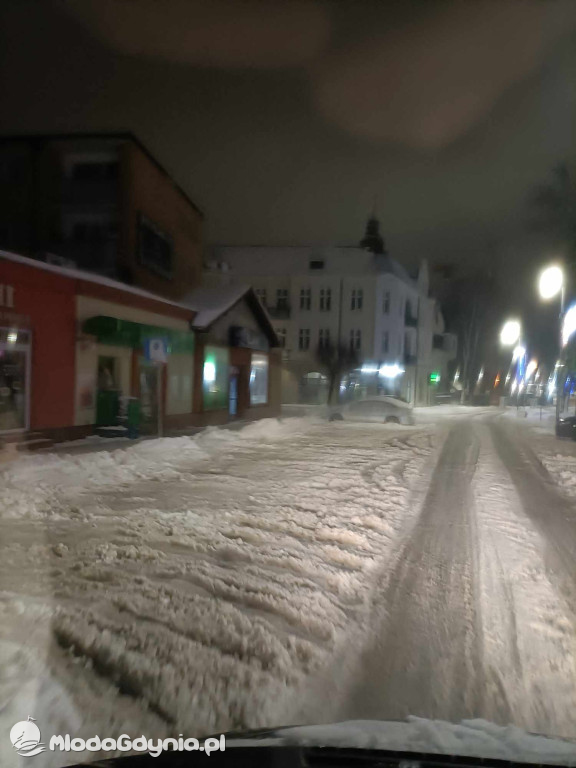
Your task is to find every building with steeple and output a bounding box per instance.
[204,218,456,405]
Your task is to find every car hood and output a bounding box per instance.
[226,717,576,765]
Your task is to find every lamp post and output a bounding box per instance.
[538,264,565,430]
[500,319,524,404]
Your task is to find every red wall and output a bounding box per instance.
[1,260,76,430]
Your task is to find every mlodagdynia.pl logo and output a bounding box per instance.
[10,716,46,757]
[9,717,226,758]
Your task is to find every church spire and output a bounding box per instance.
[359,205,386,255]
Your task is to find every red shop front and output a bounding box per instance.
[1,256,76,435]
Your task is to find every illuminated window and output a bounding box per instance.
[202,346,229,410]
[250,354,268,405]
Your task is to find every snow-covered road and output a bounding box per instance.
[2,409,576,766]
[310,414,576,741]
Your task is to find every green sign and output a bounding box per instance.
[429,371,441,384]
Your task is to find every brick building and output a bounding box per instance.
[0,133,203,301]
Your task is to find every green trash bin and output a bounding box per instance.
[126,398,141,439]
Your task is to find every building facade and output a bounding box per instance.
[0,133,203,301]
[1,251,280,444]
[208,230,456,405]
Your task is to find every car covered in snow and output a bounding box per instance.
[328,397,415,425]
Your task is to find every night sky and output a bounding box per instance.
[1,0,576,359]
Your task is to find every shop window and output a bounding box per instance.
[250,353,268,405]
[97,356,119,390]
[138,214,174,280]
[202,346,229,410]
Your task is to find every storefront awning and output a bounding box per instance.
[82,315,194,354]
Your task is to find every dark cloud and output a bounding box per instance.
[313,1,576,148]
[59,0,331,69]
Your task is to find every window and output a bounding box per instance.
[138,214,173,279]
[255,288,267,306]
[320,288,332,311]
[350,329,361,351]
[383,291,390,314]
[276,328,287,348]
[250,353,269,405]
[299,328,310,350]
[309,260,325,270]
[71,161,118,181]
[202,346,229,411]
[318,328,330,349]
[300,287,311,310]
[351,288,363,310]
[399,298,404,316]
[276,288,289,310]
[382,331,389,354]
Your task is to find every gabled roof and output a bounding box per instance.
[184,284,279,347]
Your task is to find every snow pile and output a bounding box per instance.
[243,718,576,764]
[0,419,433,755]
[539,453,576,496]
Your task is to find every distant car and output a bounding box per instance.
[328,397,415,425]
[555,414,576,438]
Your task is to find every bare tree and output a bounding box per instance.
[315,341,359,405]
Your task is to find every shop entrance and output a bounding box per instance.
[138,358,161,435]
[229,366,239,417]
[0,329,30,433]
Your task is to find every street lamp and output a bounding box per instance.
[537,263,566,431]
[500,319,521,347]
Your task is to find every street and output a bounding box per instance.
[2,409,576,766]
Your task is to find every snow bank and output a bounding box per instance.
[0,418,433,756]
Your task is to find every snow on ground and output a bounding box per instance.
[0,416,434,766]
[502,406,576,497]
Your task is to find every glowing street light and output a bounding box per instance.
[500,319,521,347]
[538,264,564,301]
[562,304,576,347]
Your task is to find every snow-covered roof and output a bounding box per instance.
[183,283,278,345]
[183,283,253,328]
[212,245,416,286]
[0,249,194,313]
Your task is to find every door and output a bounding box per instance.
[0,331,30,433]
[138,358,159,435]
[229,367,239,417]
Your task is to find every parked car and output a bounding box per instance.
[329,397,415,425]
[555,414,576,438]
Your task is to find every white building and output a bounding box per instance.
[208,221,456,405]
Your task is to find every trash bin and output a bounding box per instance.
[126,397,141,439]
